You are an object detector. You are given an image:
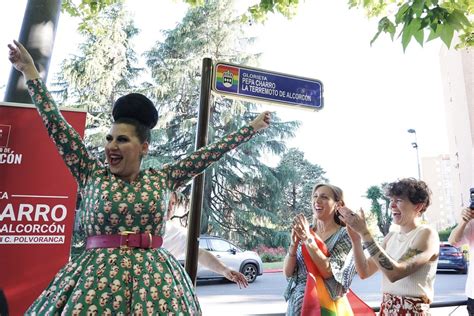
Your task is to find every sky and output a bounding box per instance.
[0,0,450,209]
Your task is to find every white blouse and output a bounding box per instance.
[381,224,439,302]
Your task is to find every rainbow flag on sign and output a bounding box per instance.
[215,64,239,93]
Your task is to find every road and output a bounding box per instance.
[196,271,469,315]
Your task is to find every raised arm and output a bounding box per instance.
[343,210,379,279]
[8,40,39,80]
[163,112,271,190]
[448,208,474,246]
[8,40,96,187]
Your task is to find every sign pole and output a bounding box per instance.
[185,57,213,285]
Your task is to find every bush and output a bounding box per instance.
[254,245,286,263]
[438,225,456,242]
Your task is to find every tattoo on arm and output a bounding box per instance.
[399,248,423,262]
[363,241,395,271]
[378,253,394,270]
[363,241,380,257]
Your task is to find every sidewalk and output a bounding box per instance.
[259,270,469,316]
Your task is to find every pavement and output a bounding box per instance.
[260,269,469,316]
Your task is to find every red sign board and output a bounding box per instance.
[0,103,86,315]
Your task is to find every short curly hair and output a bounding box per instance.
[385,178,432,213]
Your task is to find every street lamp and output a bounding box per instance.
[407,129,421,180]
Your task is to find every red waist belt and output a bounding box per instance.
[86,232,163,249]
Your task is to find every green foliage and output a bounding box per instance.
[254,245,287,262]
[142,0,301,248]
[438,225,456,241]
[244,0,300,23]
[352,0,473,49]
[56,0,327,249]
[366,184,392,236]
[274,148,327,222]
[61,0,473,49]
[52,2,142,151]
[62,0,123,33]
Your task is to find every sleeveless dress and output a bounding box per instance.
[25,79,256,315]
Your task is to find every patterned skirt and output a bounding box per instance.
[380,292,430,316]
[26,247,201,315]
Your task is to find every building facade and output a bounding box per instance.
[438,47,473,220]
[422,155,457,230]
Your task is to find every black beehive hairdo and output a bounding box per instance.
[112,93,158,129]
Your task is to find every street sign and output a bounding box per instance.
[213,62,323,110]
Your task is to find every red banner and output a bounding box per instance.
[0,103,86,315]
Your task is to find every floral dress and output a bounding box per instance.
[25,79,256,315]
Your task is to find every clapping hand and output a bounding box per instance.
[249,111,271,132]
[292,213,311,242]
[291,228,300,246]
[338,207,369,238]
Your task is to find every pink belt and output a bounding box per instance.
[86,231,163,249]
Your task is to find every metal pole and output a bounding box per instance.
[412,131,421,180]
[408,129,421,180]
[185,58,213,285]
[5,0,62,103]
[415,143,421,180]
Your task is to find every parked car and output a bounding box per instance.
[437,242,468,274]
[178,235,263,283]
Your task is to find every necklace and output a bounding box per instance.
[315,224,339,241]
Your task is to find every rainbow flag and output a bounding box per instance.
[301,231,375,316]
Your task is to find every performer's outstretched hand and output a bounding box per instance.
[7,40,39,80]
[223,268,249,289]
[250,111,271,132]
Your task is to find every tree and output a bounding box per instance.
[274,148,327,220]
[63,0,473,49]
[366,184,392,236]
[56,0,325,248]
[142,0,300,248]
[235,148,327,247]
[53,2,142,256]
[53,2,142,152]
[243,0,473,49]
[62,0,124,33]
[349,0,473,50]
